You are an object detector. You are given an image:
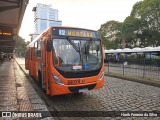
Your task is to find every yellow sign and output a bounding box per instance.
[67,31,93,37]
[58,29,98,38]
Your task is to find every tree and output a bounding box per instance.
[15,36,29,56]
[130,0,160,47]
[99,0,160,49]
[99,20,122,49]
[122,16,142,48]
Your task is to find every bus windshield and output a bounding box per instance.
[52,37,102,72]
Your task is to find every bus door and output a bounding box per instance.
[29,47,34,76]
[41,40,45,90]
[28,48,30,71]
[25,50,29,70]
[41,40,48,93]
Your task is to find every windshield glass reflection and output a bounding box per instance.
[52,38,102,71]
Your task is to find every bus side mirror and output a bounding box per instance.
[47,40,52,52]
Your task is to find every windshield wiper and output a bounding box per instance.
[66,37,84,69]
[66,37,80,53]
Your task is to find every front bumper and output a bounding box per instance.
[49,78,104,96]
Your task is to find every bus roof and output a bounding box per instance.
[27,27,51,48]
[27,26,100,48]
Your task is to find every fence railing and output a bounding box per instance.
[106,60,160,81]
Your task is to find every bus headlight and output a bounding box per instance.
[98,71,104,81]
[52,74,64,85]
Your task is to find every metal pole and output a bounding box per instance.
[107,54,109,73]
[143,53,145,78]
[123,62,124,75]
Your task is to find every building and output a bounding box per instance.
[32,3,62,40]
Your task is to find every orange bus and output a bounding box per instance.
[25,26,105,96]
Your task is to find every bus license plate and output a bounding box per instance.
[79,88,88,93]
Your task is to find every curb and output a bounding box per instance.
[15,59,54,119]
[106,74,160,88]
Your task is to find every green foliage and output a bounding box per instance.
[123,16,137,47]
[98,20,122,49]
[15,36,26,51]
[131,0,160,47]
[15,36,30,56]
[99,0,160,49]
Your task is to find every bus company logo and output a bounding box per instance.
[2,112,11,117]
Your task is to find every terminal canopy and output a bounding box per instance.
[0,0,29,53]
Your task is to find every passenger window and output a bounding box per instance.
[34,40,41,57]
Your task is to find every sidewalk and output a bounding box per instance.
[0,58,53,119]
[15,57,28,74]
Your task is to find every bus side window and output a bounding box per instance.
[28,49,30,59]
[34,40,42,57]
[30,48,33,60]
[52,47,58,65]
[52,40,58,65]
[34,42,38,56]
[37,40,41,57]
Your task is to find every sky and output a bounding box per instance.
[19,0,141,41]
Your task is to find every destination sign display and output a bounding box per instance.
[53,27,100,38]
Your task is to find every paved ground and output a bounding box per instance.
[15,58,160,120]
[46,77,160,120]
[0,59,52,120]
[0,58,160,120]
